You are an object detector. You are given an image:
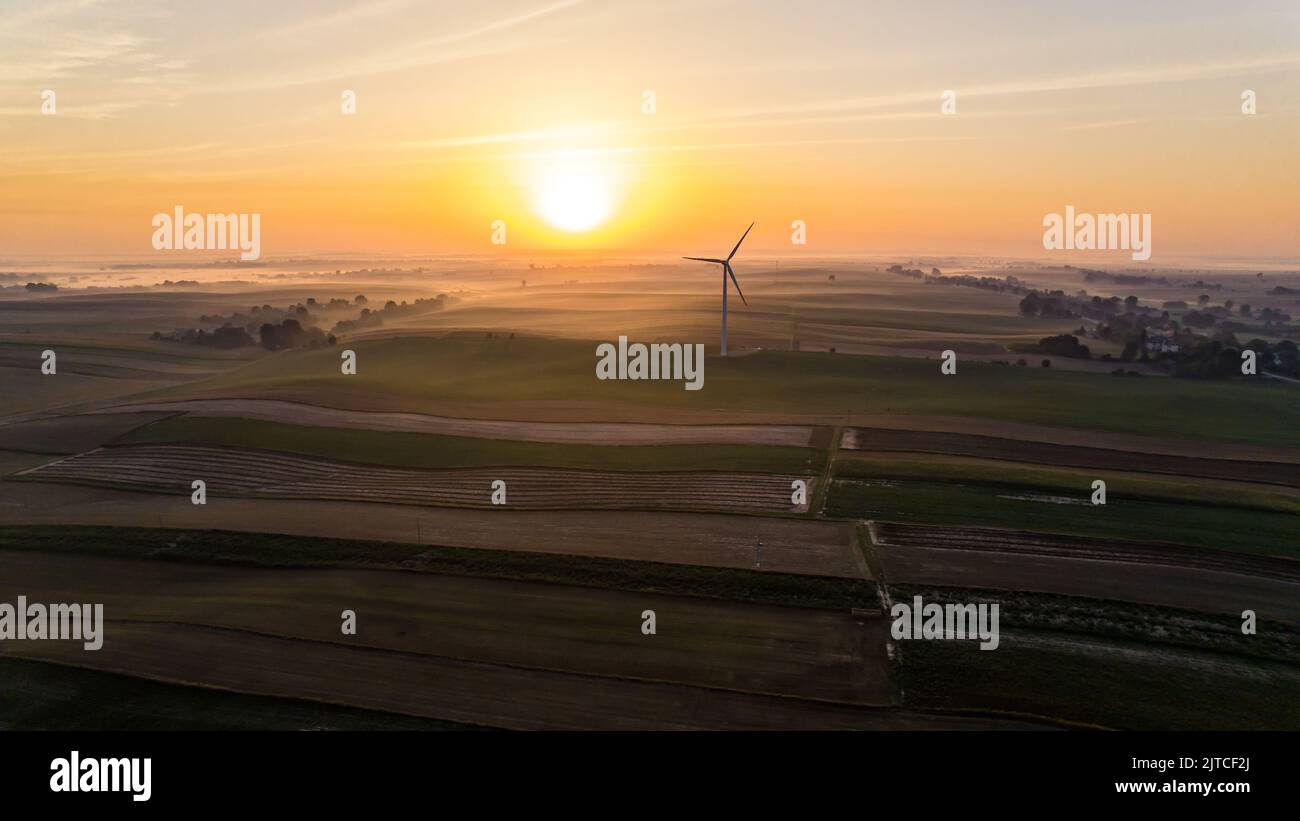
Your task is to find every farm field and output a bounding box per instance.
[0,365,169,419]
[104,398,818,446]
[0,526,876,608]
[868,522,1300,621]
[2,266,1295,734]
[0,548,891,706]
[887,580,1300,730]
[19,444,814,514]
[3,524,1286,730]
[151,334,1300,448]
[111,415,825,474]
[329,266,1079,357]
[0,620,1049,730]
[0,494,868,579]
[0,337,255,419]
[829,478,1300,558]
[0,450,64,476]
[0,531,1035,730]
[840,427,1300,487]
[834,453,1300,513]
[0,658,472,731]
[0,411,174,455]
[896,626,1299,730]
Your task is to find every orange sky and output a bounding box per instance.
[2,0,1298,261]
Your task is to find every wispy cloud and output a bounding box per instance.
[195,0,585,94]
[701,55,1300,124]
[393,123,614,151]
[0,2,191,118]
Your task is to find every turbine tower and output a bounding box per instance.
[684,222,752,356]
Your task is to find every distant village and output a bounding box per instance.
[888,264,1300,378]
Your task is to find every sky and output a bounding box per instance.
[1,0,1298,261]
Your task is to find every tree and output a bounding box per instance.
[259,318,317,351]
[1036,334,1090,359]
[211,325,254,349]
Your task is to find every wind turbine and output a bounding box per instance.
[684,222,752,356]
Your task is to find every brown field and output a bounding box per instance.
[102,399,817,446]
[875,522,1300,580]
[0,549,888,705]
[0,481,867,578]
[0,365,167,419]
[2,624,1049,730]
[0,549,1046,729]
[868,521,1300,622]
[20,444,813,514]
[842,427,1300,486]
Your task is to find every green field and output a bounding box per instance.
[826,478,1300,558]
[154,333,1300,447]
[892,586,1300,730]
[112,415,824,474]
[779,303,1073,336]
[897,629,1299,730]
[835,453,1300,514]
[0,337,258,363]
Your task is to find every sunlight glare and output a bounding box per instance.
[531,154,617,233]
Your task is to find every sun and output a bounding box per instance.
[530,154,618,233]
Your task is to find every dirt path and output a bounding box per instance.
[811,424,842,516]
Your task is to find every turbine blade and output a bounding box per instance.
[684,256,725,263]
[725,263,747,306]
[726,222,755,262]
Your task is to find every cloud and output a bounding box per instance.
[194,0,586,94]
[699,54,1300,124]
